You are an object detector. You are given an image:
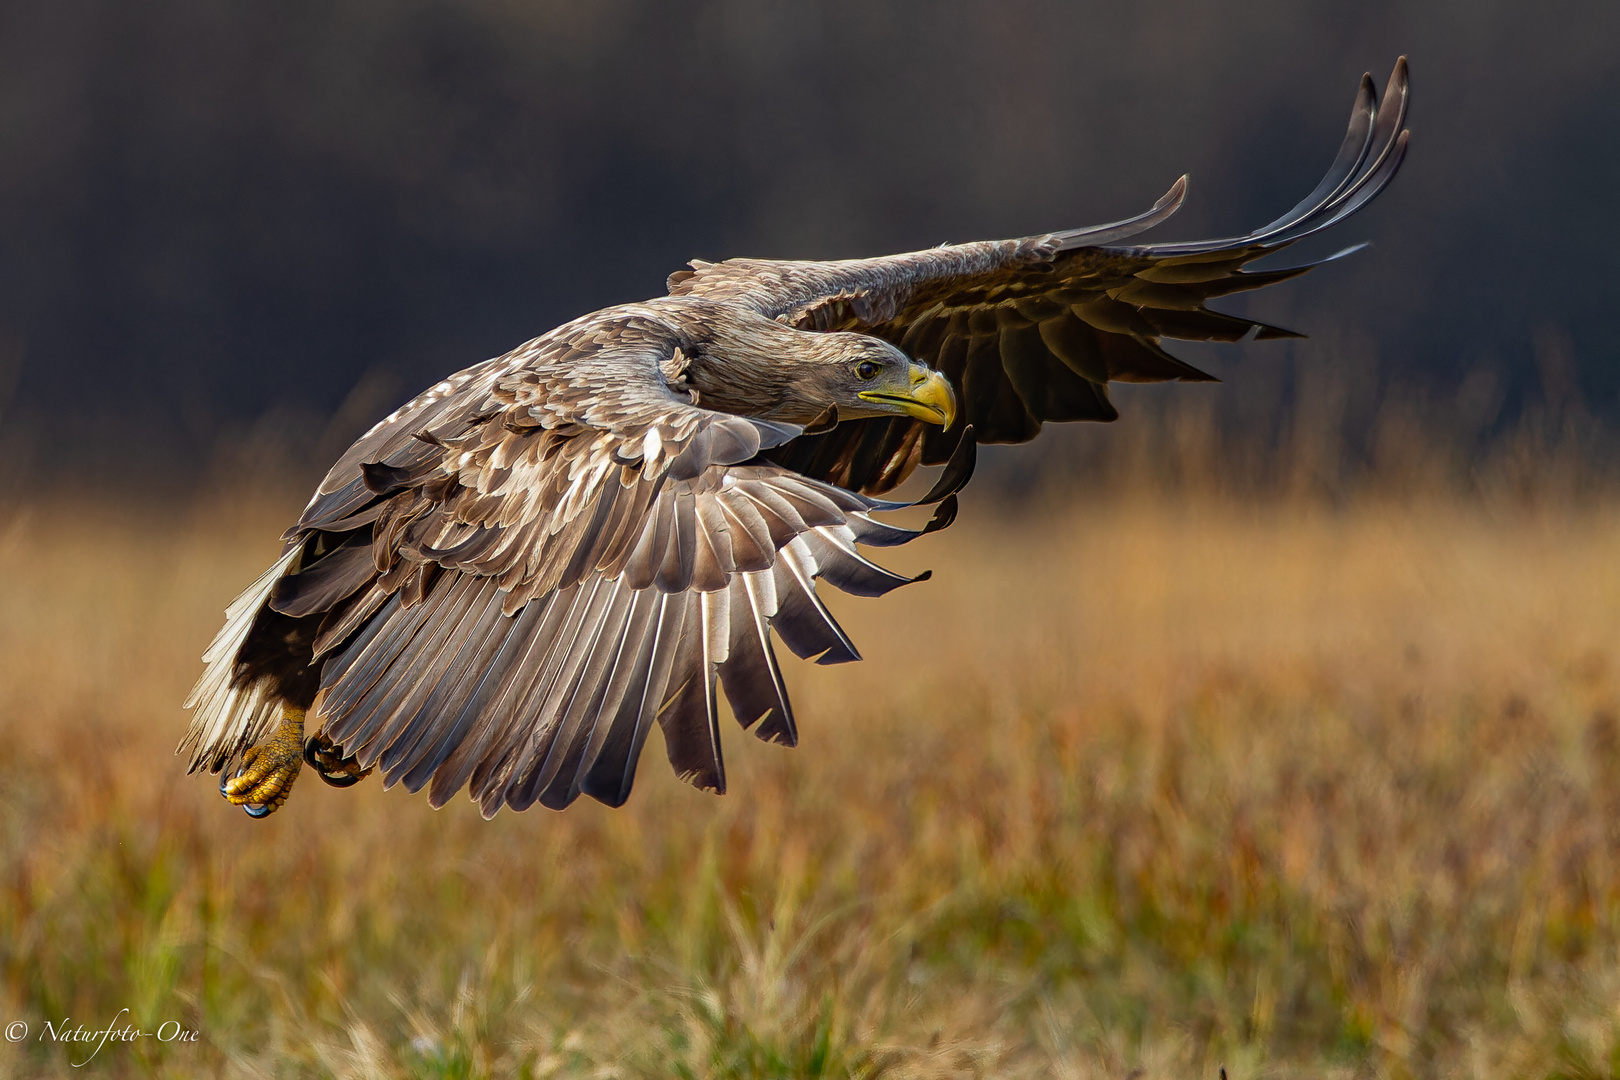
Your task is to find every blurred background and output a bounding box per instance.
[1,0,1616,499]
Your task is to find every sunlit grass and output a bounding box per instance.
[3,488,1620,1077]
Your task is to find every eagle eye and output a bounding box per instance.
[855,360,882,380]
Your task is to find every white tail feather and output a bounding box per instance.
[177,545,300,772]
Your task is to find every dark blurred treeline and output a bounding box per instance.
[0,0,1616,499]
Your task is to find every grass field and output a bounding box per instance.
[3,484,1620,1078]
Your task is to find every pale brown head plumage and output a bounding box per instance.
[678,312,955,428]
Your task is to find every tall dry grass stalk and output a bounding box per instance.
[3,474,1620,1077]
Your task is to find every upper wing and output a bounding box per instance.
[181,309,972,816]
[670,59,1409,495]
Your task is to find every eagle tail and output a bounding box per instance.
[178,544,301,773]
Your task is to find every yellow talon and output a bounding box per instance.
[222,707,306,817]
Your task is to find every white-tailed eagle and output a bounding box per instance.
[182,60,1409,818]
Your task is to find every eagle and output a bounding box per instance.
[182,60,1409,818]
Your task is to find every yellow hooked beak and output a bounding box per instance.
[857,366,957,428]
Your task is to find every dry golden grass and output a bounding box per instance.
[4,486,1620,1078]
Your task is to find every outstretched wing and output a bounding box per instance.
[180,309,972,816]
[670,59,1410,495]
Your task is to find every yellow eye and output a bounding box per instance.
[855,360,881,380]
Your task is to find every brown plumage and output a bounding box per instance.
[182,60,1409,817]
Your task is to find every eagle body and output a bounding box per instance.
[183,61,1410,818]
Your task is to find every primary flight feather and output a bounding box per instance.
[182,60,1410,818]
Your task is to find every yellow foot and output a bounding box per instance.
[303,732,373,788]
[221,708,305,818]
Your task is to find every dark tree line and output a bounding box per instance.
[0,0,1615,492]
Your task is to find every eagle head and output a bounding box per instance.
[679,311,956,429]
[828,335,957,428]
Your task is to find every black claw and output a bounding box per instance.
[219,770,232,798]
[305,735,366,787]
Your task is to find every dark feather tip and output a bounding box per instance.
[918,429,976,505]
[360,460,414,495]
[923,493,960,534]
[803,404,839,435]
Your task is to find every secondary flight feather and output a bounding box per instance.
[181,59,1410,818]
